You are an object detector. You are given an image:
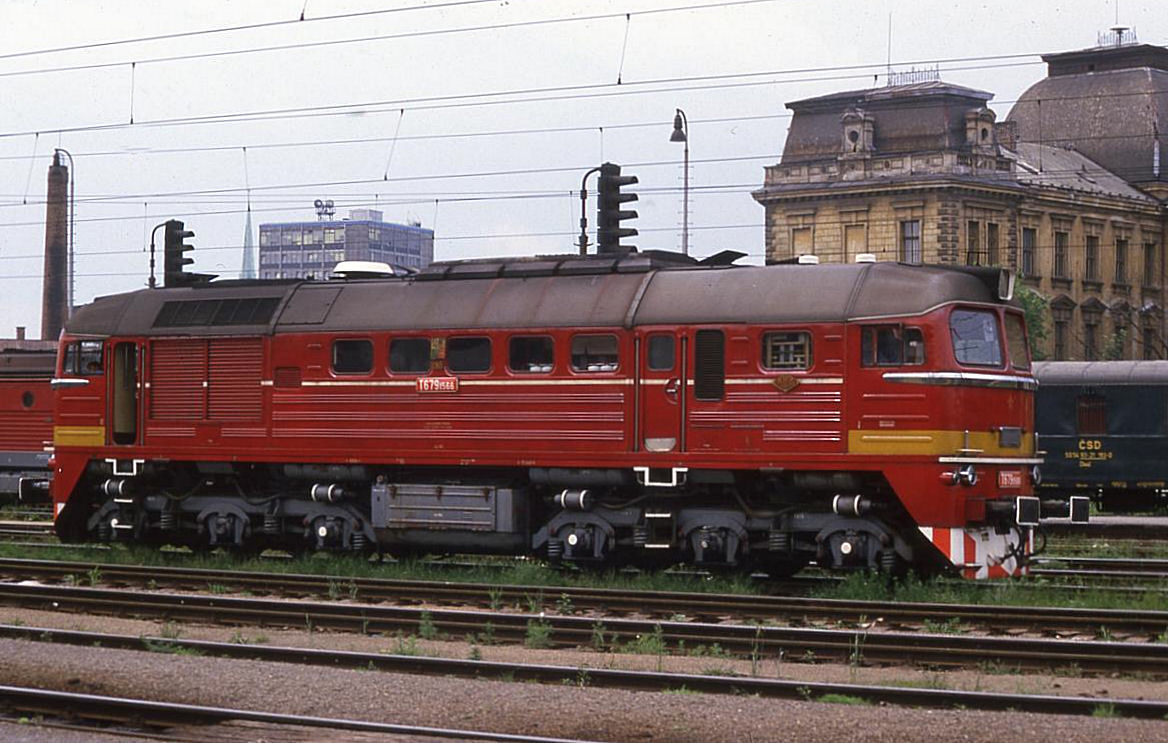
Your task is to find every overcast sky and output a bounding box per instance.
[0,0,1164,337]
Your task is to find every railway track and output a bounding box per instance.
[0,557,1166,637]
[1032,555,1168,579]
[4,626,1168,719]
[0,520,54,538]
[0,682,606,743]
[1,580,1167,676]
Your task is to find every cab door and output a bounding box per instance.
[638,330,685,453]
[110,341,141,445]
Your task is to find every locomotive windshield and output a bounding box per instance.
[949,309,1003,367]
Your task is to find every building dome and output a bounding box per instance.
[1006,43,1168,195]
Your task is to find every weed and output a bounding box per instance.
[750,624,764,676]
[664,685,701,695]
[555,593,575,615]
[526,591,545,614]
[795,685,813,700]
[1053,663,1083,678]
[327,579,342,601]
[688,643,731,659]
[819,693,871,706]
[468,644,483,661]
[488,587,503,611]
[1092,702,1119,718]
[146,579,158,591]
[390,633,422,656]
[1096,626,1114,643]
[922,617,967,635]
[700,666,741,677]
[624,624,667,656]
[473,621,497,646]
[143,639,202,656]
[347,579,359,601]
[590,621,608,651]
[525,618,553,649]
[206,583,229,595]
[158,621,181,640]
[8,617,24,627]
[87,566,102,586]
[576,667,590,688]
[418,610,438,640]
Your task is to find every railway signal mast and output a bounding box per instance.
[596,162,638,255]
[163,220,214,287]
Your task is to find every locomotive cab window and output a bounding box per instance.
[949,309,1003,367]
[861,326,925,367]
[647,334,675,371]
[1004,313,1031,370]
[571,334,619,372]
[762,331,811,370]
[389,337,430,374]
[509,336,554,373]
[448,337,492,373]
[63,340,104,375]
[332,339,374,375]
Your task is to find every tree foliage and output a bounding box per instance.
[1015,285,1049,361]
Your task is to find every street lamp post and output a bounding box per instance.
[669,108,689,256]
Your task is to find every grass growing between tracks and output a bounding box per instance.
[0,542,763,597]
[4,541,1168,612]
[811,571,1168,612]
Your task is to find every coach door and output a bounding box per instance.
[638,331,686,452]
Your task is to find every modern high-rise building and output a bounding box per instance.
[258,208,434,279]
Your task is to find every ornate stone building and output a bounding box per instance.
[753,43,1168,361]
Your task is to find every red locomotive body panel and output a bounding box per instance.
[0,349,56,499]
[49,259,1041,577]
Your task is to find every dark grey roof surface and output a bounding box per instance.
[63,262,1007,338]
[1010,143,1158,202]
[1033,360,1168,385]
[780,82,995,164]
[1007,63,1168,186]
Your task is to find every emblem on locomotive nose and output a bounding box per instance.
[772,374,800,393]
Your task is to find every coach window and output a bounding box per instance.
[509,336,554,373]
[389,337,430,374]
[332,339,374,374]
[448,337,492,373]
[949,309,1003,367]
[1077,393,1107,435]
[647,334,675,371]
[571,334,619,372]
[1004,313,1031,371]
[761,331,812,370]
[860,326,925,367]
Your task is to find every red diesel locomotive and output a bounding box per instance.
[0,347,55,501]
[50,253,1044,578]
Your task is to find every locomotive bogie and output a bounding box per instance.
[49,259,1047,577]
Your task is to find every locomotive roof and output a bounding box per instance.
[64,261,1007,338]
[1033,360,1168,386]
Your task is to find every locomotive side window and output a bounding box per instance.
[1004,313,1031,370]
[332,339,374,374]
[762,331,811,370]
[63,340,104,375]
[389,337,430,374]
[1077,393,1107,434]
[949,309,1003,367]
[860,326,925,367]
[509,336,554,373]
[571,334,619,372]
[647,334,675,371]
[448,337,492,373]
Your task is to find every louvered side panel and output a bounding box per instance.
[150,340,208,420]
[208,338,264,422]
